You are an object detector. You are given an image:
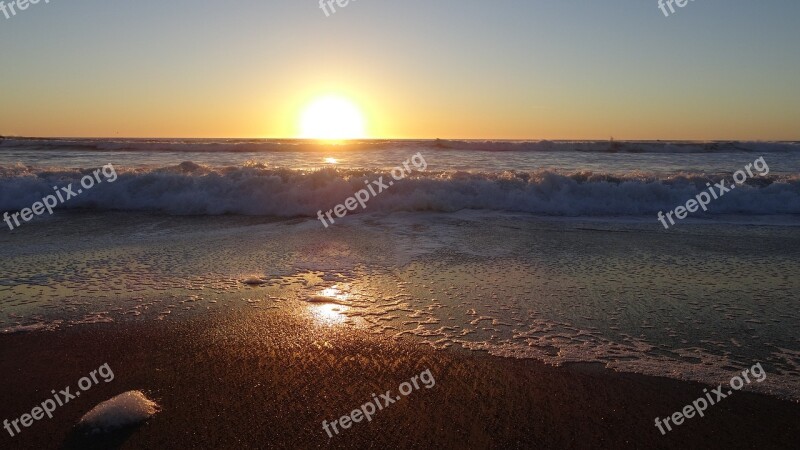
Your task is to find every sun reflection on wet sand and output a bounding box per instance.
[308,285,352,325]
[310,303,350,325]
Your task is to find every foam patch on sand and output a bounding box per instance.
[78,391,160,432]
[0,322,60,334]
[241,276,268,286]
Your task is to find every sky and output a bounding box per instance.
[0,0,798,140]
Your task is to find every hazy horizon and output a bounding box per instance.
[2,136,799,142]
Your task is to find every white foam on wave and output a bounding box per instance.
[78,390,160,432]
[1,164,798,217]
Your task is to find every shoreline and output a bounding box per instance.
[1,311,797,449]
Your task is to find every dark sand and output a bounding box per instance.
[0,310,797,450]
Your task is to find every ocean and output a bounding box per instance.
[1,138,799,401]
[1,138,800,217]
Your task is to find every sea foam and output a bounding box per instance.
[78,390,160,432]
[1,164,798,217]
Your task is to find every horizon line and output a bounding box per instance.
[2,135,798,143]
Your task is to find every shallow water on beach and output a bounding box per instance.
[2,211,798,400]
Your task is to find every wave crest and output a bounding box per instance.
[1,163,798,217]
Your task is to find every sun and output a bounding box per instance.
[300,95,366,140]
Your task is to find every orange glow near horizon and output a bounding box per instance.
[1,3,799,141]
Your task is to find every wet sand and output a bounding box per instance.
[0,309,797,450]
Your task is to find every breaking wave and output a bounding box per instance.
[1,162,799,217]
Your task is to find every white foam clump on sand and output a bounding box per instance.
[0,323,58,334]
[242,276,268,286]
[78,391,160,432]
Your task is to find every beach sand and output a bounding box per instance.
[2,211,799,449]
[1,309,797,450]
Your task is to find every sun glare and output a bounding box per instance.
[300,95,366,140]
